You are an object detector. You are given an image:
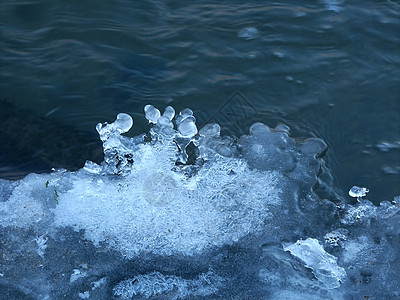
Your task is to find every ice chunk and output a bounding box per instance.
[144,104,161,124]
[284,238,346,289]
[349,186,369,200]
[272,50,285,58]
[215,144,234,157]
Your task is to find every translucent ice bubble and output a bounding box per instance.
[197,123,236,159]
[114,113,133,133]
[199,123,220,138]
[349,186,369,200]
[96,113,133,142]
[157,115,173,128]
[239,122,296,173]
[176,108,194,123]
[168,108,198,162]
[154,106,176,130]
[177,118,198,138]
[163,105,175,120]
[144,104,161,124]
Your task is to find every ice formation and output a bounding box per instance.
[0,104,399,299]
[348,185,369,200]
[284,238,346,289]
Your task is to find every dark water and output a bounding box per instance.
[0,0,399,204]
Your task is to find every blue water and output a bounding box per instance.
[0,0,399,204]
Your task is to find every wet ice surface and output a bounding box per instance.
[0,105,399,299]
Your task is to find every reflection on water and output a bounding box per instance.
[0,0,399,202]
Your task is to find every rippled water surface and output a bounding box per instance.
[0,0,399,203]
